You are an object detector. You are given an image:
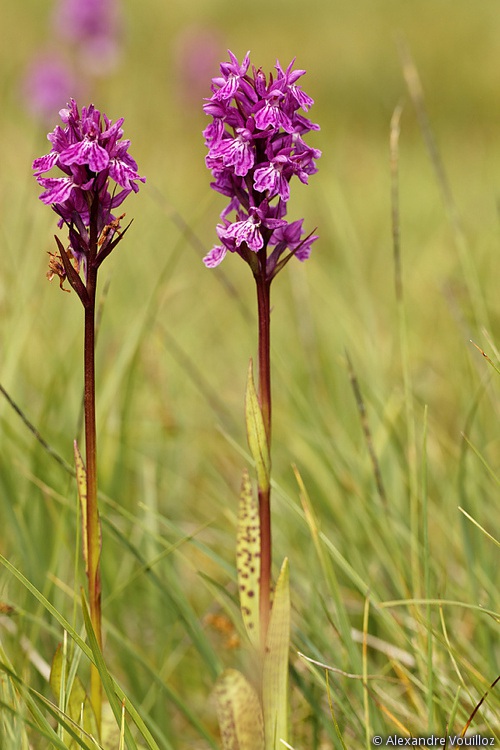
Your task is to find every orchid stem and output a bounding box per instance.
[84,202,102,732]
[256,268,272,648]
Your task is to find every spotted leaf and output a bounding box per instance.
[237,468,260,648]
[214,668,264,750]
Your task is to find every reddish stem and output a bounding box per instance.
[255,267,272,647]
[84,198,102,731]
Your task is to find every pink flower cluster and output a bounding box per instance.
[203,51,320,274]
[33,99,144,273]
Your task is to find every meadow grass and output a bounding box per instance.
[1,0,499,747]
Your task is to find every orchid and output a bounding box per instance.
[32,99,144,734]
[33,99,144,287]
[203,52,320,750]
[203,50,320,276]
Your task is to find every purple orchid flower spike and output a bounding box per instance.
[33,98,145,296]
[203,50,320,279]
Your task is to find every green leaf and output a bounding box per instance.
[262,558,290,750]
[50,642,98,747]
[244,360,270,492]
[214,669,264,750]
[237,469,261,649]
[73,440,88,576]
[50,641,67,718]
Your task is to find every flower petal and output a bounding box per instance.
[203,244,227,267]
[60,139,110,172]
[37,176,75,204]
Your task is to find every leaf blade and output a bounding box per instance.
[73,440,88,576]
[245,360,270,492]
[214,668,264,750]
[263,559,290,750]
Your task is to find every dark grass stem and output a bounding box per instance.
[345,349,387,509]
[389,101,419,599]
[0,384,74,475]
[398,38,489,333]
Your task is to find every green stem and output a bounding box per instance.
[255,270,272,647]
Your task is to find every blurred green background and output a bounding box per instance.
[1,0,500,745]
[1,0,498,458]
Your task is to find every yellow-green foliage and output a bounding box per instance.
[245,361,271,493]
[214,669,264,750]
[262,559,290,750]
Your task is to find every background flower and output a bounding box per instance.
[21,53,81,124]
[52,0,122,74]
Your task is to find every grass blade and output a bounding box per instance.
[80,592,138,750]
[0,553,161,750]
[263,558,290,750]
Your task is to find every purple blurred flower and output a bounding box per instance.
[33,99,145,279]
[203,51,320,275]
[174,25,223,105]
[22,53,80,124]
[52,0,122,73]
